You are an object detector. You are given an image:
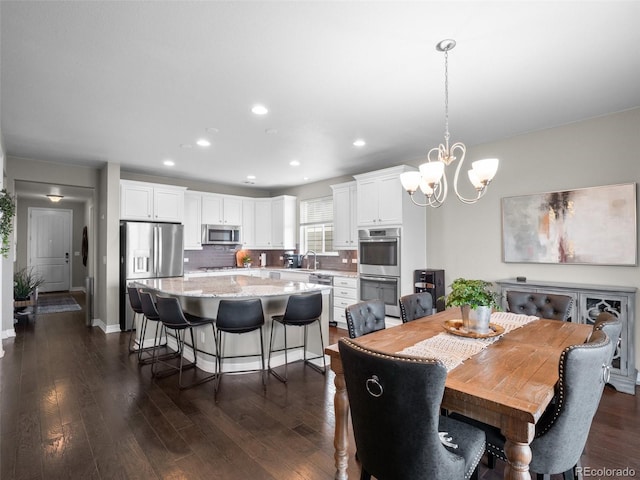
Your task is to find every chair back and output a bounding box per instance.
[506,291,573,320]
[138,290,160,321]
[592,311,622,364]
[345,300,385,339]
[338,339,467,480]
[282,293,322,326]
[156,295,190,329]
[530,329,611,475]
[127,286,143,313]
[399,292,433,323]
[216,299,265,333]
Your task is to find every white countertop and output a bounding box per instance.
[134,275,331,298]
[184,267,358,278]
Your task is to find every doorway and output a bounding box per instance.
[28,207,72,292]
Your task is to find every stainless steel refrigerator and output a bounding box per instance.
[119,221,184,331]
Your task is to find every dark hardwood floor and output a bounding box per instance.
[1,291,638,479]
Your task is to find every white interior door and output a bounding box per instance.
[29,208,72,293]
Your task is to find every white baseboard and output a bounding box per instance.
[2,328,16,339]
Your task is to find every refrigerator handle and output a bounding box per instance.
[157,225,163,275]
[154,225,159,277]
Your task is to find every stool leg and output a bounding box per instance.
[128,312,140,353]
[259,327,266,391]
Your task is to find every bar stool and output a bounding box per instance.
[127,286,147,355]
[138,290,179,366]
[214,298,266,395]
[154,295,218,389]
[268,292,326,383]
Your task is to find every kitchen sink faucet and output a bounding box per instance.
[303,250,318,270]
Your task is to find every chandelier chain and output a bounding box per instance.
[443,47,450,144]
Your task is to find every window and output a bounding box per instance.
[300,196,334,254]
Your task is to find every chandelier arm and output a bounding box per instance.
[408,192,443,208]
[450,142,485,204]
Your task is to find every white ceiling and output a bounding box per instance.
[2,1,640,194]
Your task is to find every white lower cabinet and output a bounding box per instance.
[332,276,359,329]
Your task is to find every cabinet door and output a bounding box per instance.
[154,187,184,223]
[333,185,354,249]
[578,293,629,375]
[242,199,256,249]
[223,197,243,225]
[120,183,153,220]
[183,193,202,250]
[254,199,272,248]
[356,179,380,226]
[271,197,285,248]
[201,194,223,225]
[377,174,403,225]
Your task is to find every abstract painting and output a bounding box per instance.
[502,183,637,265]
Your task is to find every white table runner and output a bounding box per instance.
[397,312,539,371]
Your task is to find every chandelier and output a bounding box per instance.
[400,39,499,207]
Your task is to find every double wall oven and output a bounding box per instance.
[358,227,401,317]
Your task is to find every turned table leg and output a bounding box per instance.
[332,360,349,480]
[504,439,533,480]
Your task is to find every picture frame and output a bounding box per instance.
[501,183,637,266]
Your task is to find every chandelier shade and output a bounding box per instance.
[401,39,499,208]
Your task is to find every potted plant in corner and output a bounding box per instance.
[14,267,45,313]
[0,188,16,258]
[441,278,500,334]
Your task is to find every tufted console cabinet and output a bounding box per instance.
[497,279,637,394]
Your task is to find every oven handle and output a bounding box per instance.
[359,238,399,243]
[360,276,399,283]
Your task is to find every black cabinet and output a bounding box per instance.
[414,269,445,312]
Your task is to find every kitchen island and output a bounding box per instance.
[133,275,332,374]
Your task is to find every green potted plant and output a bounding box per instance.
[440,278,500,333]
[241,254,252,268]
[14,267,45,301]
[0,188,16,258]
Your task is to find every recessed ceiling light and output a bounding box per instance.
[180,143,193,149]
[247,175,256,180]
[163,160,175,167]
[251,104,268,115]
[303,177,309,181]
[46,194,64,203]
[206,127,219,133]
[196,139,211,147]
[265,128,278,135]
[353,139,366,147]
[289,160,300,167]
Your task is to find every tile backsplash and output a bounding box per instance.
[183,245,357,272]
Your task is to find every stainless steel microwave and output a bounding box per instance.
[201,225,241,245]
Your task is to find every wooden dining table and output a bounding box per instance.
[324,308,593,480]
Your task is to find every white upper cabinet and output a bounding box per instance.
[354,166,408,226]
[331,181,357,249]
[252,196,296,250]
[120,180,185,223]
[201,194,243,225]
[253,199,273,248]
[183,192,203,250]
[241,199,256,249]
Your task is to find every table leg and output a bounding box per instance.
[504,439,532,480]
[332,359,349,480]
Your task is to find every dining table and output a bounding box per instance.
[324,308,593,480]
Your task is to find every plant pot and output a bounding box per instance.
[460,305,492,334]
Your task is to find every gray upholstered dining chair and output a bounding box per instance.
[339,338,485,480]
[345,299,386,339]
[592,311,622,368]
[506,291,573,320]
[453,328,612,480]
[399,292,433,323]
